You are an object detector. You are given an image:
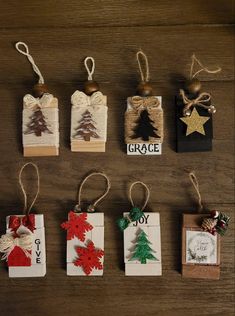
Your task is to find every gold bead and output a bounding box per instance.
[33,83,49,98]
[84,80,99,95]
[136,81,153,97]
[186,78,202,94]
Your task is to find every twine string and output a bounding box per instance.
[84,57,95,81]
[189,172,203,212]
[136,50,150,82]
[15,42,45,84]
[129,181,150,211]
[190,54,221,79]
[77,172,111,210]
[19,162,40,215]
[180,89,216,115]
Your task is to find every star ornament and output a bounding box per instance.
[180,107,210,136]
[74,241,104,275]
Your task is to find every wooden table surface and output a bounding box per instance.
[0,1,234,315]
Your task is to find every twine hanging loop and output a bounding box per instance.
[189,54,221,79]
[84,57,95,81]
[129,181,150,211]
[117,181,150,231]
[15,41,45,84]
[189,172,203,212]
[75,172,111,212]
[136,50,150,82]
[19,162,40,215]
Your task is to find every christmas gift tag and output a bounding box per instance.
[125,51,163,155]
[61,172,110,276]
[0,163,46,278]
[71,57,108,152]
[176,54,221,153]
[16,42,59,157]
[182,173,230,279]
[117,181,162,276]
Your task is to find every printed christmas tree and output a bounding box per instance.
[129,229,158,264]
[24,106,53,137]
[132,109,160,141]
[74,110,100,141]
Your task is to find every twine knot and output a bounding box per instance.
[180,89,216,116]
[130,96,160,112]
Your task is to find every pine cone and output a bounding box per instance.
[201,218,217,232]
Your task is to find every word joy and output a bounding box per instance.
[127,143,161,155]
[35,239,41,264]
[133,214,149,226]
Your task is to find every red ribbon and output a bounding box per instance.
[9,214,35,233]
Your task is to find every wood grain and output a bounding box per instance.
[0,0,234,28]
[0,1,234,315]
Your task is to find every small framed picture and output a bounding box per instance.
[186,230,217,264]
[182,214,220,279]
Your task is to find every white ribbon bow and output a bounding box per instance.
[23,93,54,110]
[0,233,32,261]
[71,90,106,110]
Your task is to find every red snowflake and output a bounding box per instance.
[74,241,104,275]
[61,211,93,241]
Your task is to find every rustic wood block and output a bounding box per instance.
[6,214,46,278]
[182,214,220,279]
[23,146,59,156]
[182,264,220,280]
[66,213,104,276]
[71,140,105,152]
[123,213,162,276]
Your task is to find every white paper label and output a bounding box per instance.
[127,143,162,155]
[186,231,217,265]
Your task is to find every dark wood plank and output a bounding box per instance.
[0,26,234,84]
[0,0,234,28]
[0,3,234,315]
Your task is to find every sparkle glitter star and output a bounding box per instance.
[180,107,210,136]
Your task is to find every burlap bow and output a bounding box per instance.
[23,93,54,110]
[71,90,106,110]
[0,233,32,261]
[180,89,216,116]
[129,96,160,112]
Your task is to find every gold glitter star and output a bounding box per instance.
[180,107,210,136]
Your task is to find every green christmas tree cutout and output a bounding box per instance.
[129,229,158,264]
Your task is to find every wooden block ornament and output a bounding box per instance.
[125,51,163,155]
[0,163,46,277]
[61,172,111,276]
[71,57,108,152]
[176,54,221,152]
[117,181,162,276]
[15,42,59,157]
[181,172,230,279]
